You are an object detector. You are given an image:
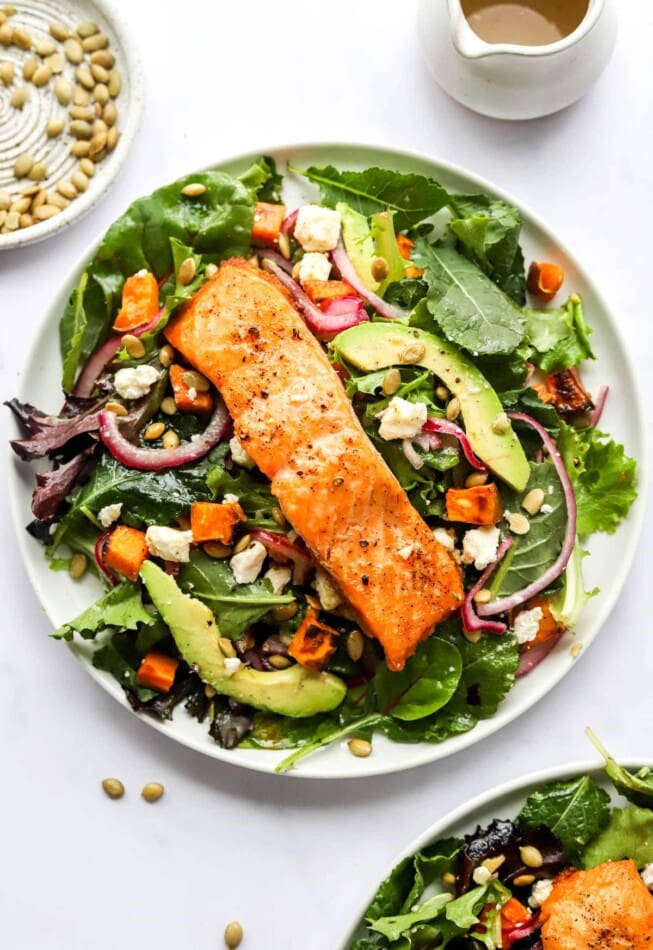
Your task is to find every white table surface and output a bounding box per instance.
[1,2,651,948]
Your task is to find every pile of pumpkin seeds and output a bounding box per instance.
[0,4,121,234]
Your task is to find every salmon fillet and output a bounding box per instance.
[540,859,653,949]
[165,259,463,670]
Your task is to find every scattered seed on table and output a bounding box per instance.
[14,152,34,178]
[9,84,27,108]
[348,738,372,758]
[141,782,164,803]
[224,921,243,949]
[101,777,125,799]
[49,22,69,42]
[54,76,71,104]
[0,59,13,84]
[63,37,83,64]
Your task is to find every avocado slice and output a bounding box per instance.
[333,322,530,491]
[371,211,406,294]
[140,562,346,718]
[337,202,380,291]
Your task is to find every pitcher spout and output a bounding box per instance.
[448,0,495,59]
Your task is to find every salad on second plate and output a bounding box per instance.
[8,158,637,770]
[352,735,653,948]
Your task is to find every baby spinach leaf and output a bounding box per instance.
[523,296,595,373]
[179,549,294,639]
[492,462,566,597]
[518,775,611,861]
[500,387,561,433]
[582,805,653,869]
[239,155,283,203]
[293,164,450,230]
[412,241,524,356]
[373,637,462,721]
[52,581,155,641]
[206,462,279,517]
[449,193,526,304]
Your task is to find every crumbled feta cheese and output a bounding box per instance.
[230,540,267,584]
[187,387,197,401]
[229,435,255,469]
[297,251,332,283]
[223,493,240,504]
[377,397,428,441]
[641,864,653,889]
[512,606,544,645]
[397,544,414,560]
[529,878,554,908]
[223,657,243,676]
[145,526,193,562]
[113,365,159,400]
[547,485,554,495]
[294,205,342,252]
[265,565,292,595]
[433,527,456,551]
[540,503,553,514]
[462,526,500,571]
[135,268,149,277]
[313,568,342,611]
[98,503,122,528]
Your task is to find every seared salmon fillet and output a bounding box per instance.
[540,859,653,949]
[165,259,463,670]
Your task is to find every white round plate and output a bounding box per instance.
[341,757,653,947]
[0,0,143,249]
[8,143,646,778]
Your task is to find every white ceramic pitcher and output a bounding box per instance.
[417,0,618,119]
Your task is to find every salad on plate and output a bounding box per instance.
[8,157,637,771]
[349,734,653,948]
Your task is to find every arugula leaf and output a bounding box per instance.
[239,155,283,203]
[293,164,450,230]
[373,637,462,721]
[518,775,611,861]
[61,272,89,393]
[449,194,526,304]
[53,581,155,641]
[492,462,566,597]
[523,296,595,373]
[582,805,653,869]
[412,241,524,355]
[59,170,255,389]
[179,549,294,638]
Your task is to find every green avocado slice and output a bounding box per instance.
[140,562,346,718]
[333,321,530,491]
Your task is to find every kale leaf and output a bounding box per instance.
[523,296,595,373]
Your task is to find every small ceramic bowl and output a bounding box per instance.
[0,0,143,249]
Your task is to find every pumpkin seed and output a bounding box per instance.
[182,369,209,391]
[371,255,389,282]
[14,152,34,178]
[57,179,77,199]
[20,213,35,228]
[506,512,530,535]
[233,534,252,554]
[52,76,71,105]
[272,602,298,622]
[400,342,425,363]
[442,871,456,887]
[76,20,99,38]
[463,627,482,644]
[75,64,94,89]
[89,130,107,158]
[571,642,583,658]
[4,210,19,230]
[47,192,70,210]
[34,37,56,57]
[105,401,128,416]
[50,22,70,42]
[0,60,14,84]
[159,345,174,368]
[21,55,37,80]
[160,396,177,415]
[181,181,206,197]
[70,140,90,157]
[381,367,401,396]
[33,204,60,221]
[103,100,117,125]
[519,845,544,868]
[277,231,290,259]
[46,117,65,137]
[82,32,108,52]
[141,782,164,803]
[465,471,488,488]
[0,210,7,228]
[45,52,64,73]
[91,49,115,69]
[203,541,232,559]
[72,85,90,105]
[93,81,109,104]
[491,412,509,434]
[28,161,47,181]
[482,854,506,873]
[63,37,84,64]
[346,629,364,662]
[9,84,27,107]
[144,421,165,441]
[92,117,107,135]
[521,487,545,516]
[2,4,15,15]
[19,183,39,196]
[31,189,46,210]
[80,157,95,177]
[32,64,52,86]
[69,104,94,121]
[107,67,121,97]
[71,169,88,192]
[204,684,217,698]
[122,334,146,359]
[69,552,88,579]
[218,637,238,658]
[268,655,293,670]
[0,22,12,46]
[435,385,449,401]
[10,196,30,213]
[513,874,535,888]
[446,397,461,421]
[90,62,109,83]
[162,429,180,450]
[224,921,243,949]
[101,777,124,799]
[13,27,31,49]
[473,588,493,604]
[348,738,372,758]
[271,507,287,528]
[69,119,92,139]
[177,257,197,286]
[106,126,119,151]
[0,190,11,211]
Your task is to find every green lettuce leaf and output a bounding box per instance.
[369,893,453,941]
[582,805,653,869]
[53,581,155,641]
[239,155,283,203]
[412,240,524,356]
[523,296,594,373]
[292,164,449,230]
[518,775,611,861]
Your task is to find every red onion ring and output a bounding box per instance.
[461,536,514,635]
[504,912,541,940]
[97,400,230,471]
[261,258,368,340]
[321,295,366,322]
[248,529,313,585]
[281,208,298,236]
[402,438,425,470]
[94,531,118,586]
[257,247,293,275]
[74,307,165,398]
[331,239,409,321]
[516,632,564,677]
[477,411,577,617]
[423,417,487,470]
[589,385,609,428]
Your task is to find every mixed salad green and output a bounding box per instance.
[351,736,653,948]
[8,157,637,770]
